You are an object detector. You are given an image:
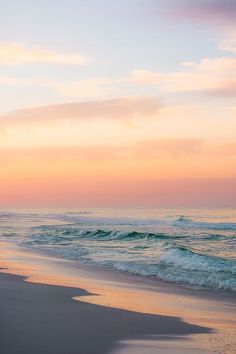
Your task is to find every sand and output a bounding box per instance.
[0,272,209,354]
[0,241,236,354]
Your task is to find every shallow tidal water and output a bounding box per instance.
[1,207,236,292]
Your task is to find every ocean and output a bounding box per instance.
[1,208,236,292]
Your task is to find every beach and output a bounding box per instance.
[1,240,236,354]
[0,271,207,354]
[1,0,236,352]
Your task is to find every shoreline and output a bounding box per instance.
[3,240,236,299]
[1,241,236,353]
[0,272,209,354]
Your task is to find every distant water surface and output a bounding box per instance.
[1,208,236,292]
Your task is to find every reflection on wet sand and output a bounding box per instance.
[0,241,236,353]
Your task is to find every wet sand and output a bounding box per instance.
[0,241,236,353]
[0,272,210,354]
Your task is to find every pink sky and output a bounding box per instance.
[0,1,236,207]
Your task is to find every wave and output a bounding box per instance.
[112,246,236,292]
[160,246,236,274]
[2,208,236,293]
[1,210,236,232]
[23,227,172,244]
[20,225,236,292]
[24,225,234,250]
[172,215,236,230]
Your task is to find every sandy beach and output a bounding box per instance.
[1,0,236,352]
[0,271,209,354]
[1,241,236,354]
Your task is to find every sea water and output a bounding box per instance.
[0,208,236,292]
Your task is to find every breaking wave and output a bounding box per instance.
[20,223,236,292]
[1,208,235,292]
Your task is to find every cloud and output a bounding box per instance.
[162,0,236,28]
[207,81,236,97]
[1,41,236,101]
[1,96,162,122]
[0,42,89,65]
[218,32,236,53]
[2,43,236,100]
[126,56,236,97]
[0,97,164,149]
[3,101,235,155]
[0,75,113,99]
[5,55,234,98]
[125,70,161,85]
[0,96,162,124]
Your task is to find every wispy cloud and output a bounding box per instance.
[1,56,236,100]
[126,56,236,97]
[1,96,162,123]
[218,31,236,53]
[0,42,89,65]
[1,36,236,101]
[0,96,163,149]
[125,70,161,85]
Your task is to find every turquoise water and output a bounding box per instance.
[1,208,236,292]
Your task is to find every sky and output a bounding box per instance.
[0,0,236,207]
